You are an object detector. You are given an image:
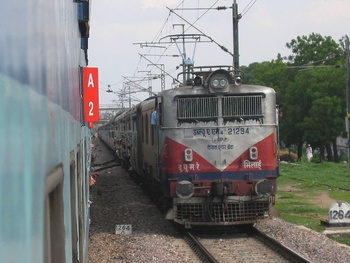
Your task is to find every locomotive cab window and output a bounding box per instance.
[176,96,218,122]
[222,94,264,123]
[175,94,264,124]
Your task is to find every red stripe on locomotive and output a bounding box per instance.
[160,133,277,174]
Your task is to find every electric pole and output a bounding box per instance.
[232,0,240,73]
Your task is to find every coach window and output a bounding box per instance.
[132,116,136,131]
[151,120,155,146]
[110,126,114,138]
[158,102,162,126]
[141,115,144,143]
[145,113,149,144]
[44,165,65,263]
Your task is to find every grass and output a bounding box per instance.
[276,157,350,246]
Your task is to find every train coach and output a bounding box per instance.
[0,1,93,262]
[99,66,279,228]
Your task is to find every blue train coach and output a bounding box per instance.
[0,1,94,262]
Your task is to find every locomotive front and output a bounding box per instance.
[159,67,278,227]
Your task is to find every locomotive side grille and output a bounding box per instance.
[222,95,263,117]
[177,97,218,119]
[175,202,269,223]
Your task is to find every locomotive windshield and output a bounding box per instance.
[222,95,263,118]
[177,96,218,120]
[176,94,264,124]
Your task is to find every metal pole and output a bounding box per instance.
[160,64,165,91]
[121,83,124,110]
[182,24,186,83]
[232,0,240,72]
[147,72,152,97]
[147,64,165,92]
[128,85,131,108]
[173,24,186,83]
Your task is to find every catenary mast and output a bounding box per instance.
[232,0,240,75]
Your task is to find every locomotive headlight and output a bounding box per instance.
[176,180,194,199]
[209,75,229,91]
[219,79,227,87]
[249,146,258,160]
[207,70,231,93]
[212,79,219,87]
[255,179,273,195]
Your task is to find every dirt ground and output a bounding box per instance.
[278,184,336,209]
[270,184,336,220]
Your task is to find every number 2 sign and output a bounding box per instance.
[83,67,99,123]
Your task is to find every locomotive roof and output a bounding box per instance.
[158,83,275,98]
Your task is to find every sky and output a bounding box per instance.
[88,0,350,107]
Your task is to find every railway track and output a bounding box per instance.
[178,226,312,263]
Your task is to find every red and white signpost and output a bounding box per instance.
[83,67,99,128]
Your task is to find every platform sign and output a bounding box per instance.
[115,224,132,235]
[83,67,99,123]
[329,201,350,224]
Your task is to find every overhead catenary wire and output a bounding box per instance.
[240,0,258,17]
[136,0,232,78]
[131,0,247,96]
[167,6,234,58]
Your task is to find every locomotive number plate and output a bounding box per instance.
[115,224,132,235]
[329,202,350,224]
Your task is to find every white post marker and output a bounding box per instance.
[115,224,132,235]
[329,201,350,225]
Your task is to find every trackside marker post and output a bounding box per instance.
[329,201,350,225]
[115,224,132,235]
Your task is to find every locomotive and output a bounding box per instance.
[99,65,278,228]
[0,1,93,262]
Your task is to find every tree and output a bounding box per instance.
[242,55,292,100]
[241,34,346,162]
[302,96,344,161]
[284,33,345,161]
[286,33,342,67]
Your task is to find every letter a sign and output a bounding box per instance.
[83,67,99,124]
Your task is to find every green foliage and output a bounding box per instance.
[286,33,343,66]
[303,96,344,143]
[242,56,290,97]
[242,33,346,160]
